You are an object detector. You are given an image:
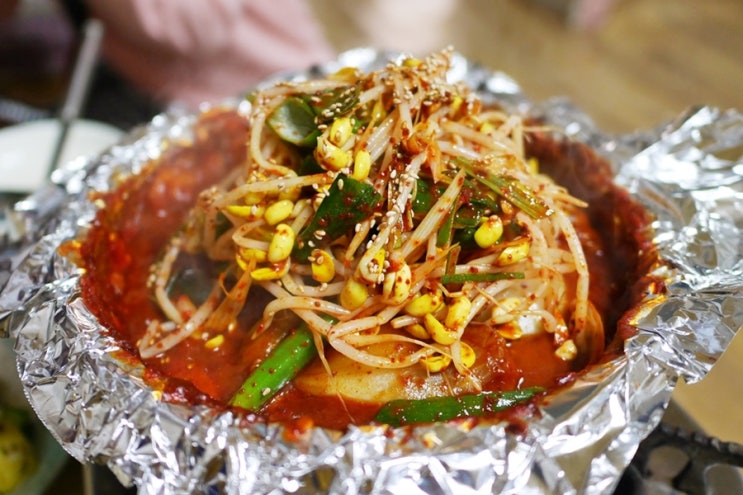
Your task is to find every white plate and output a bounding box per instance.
[0,119,123,193]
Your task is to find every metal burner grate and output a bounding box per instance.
[614,405,743,495]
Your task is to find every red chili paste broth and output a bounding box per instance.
[79,109,656,430]
[81,109,251,405]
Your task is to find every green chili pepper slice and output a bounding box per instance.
[267,96,321,147]
[294,173,383,261]
[266,84,361,148]
[306,84,361,125]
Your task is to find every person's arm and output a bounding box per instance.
[85,0,240,58]
[82,0,335,107]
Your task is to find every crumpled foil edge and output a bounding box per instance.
[1,48,743,494]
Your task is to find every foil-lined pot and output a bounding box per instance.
[1,48,743,494]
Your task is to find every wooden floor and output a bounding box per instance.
[312,0,743,443]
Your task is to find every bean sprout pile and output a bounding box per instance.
[139,49,602,394]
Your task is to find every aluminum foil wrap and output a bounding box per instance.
[2,48,743,495]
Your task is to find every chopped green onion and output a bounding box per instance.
[453,157,552,219]
[373,387,544,426]
[412,178,434,216]
[444,244,461,278]
[452,226,478,248]
[468,194,501,216]
[436,190,461,248]
[441,271,524,284]
[230,325,317,411]
[452,204,483,229]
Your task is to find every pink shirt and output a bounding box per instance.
[87,0,335,108]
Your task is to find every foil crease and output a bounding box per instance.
[2,49,743,494]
